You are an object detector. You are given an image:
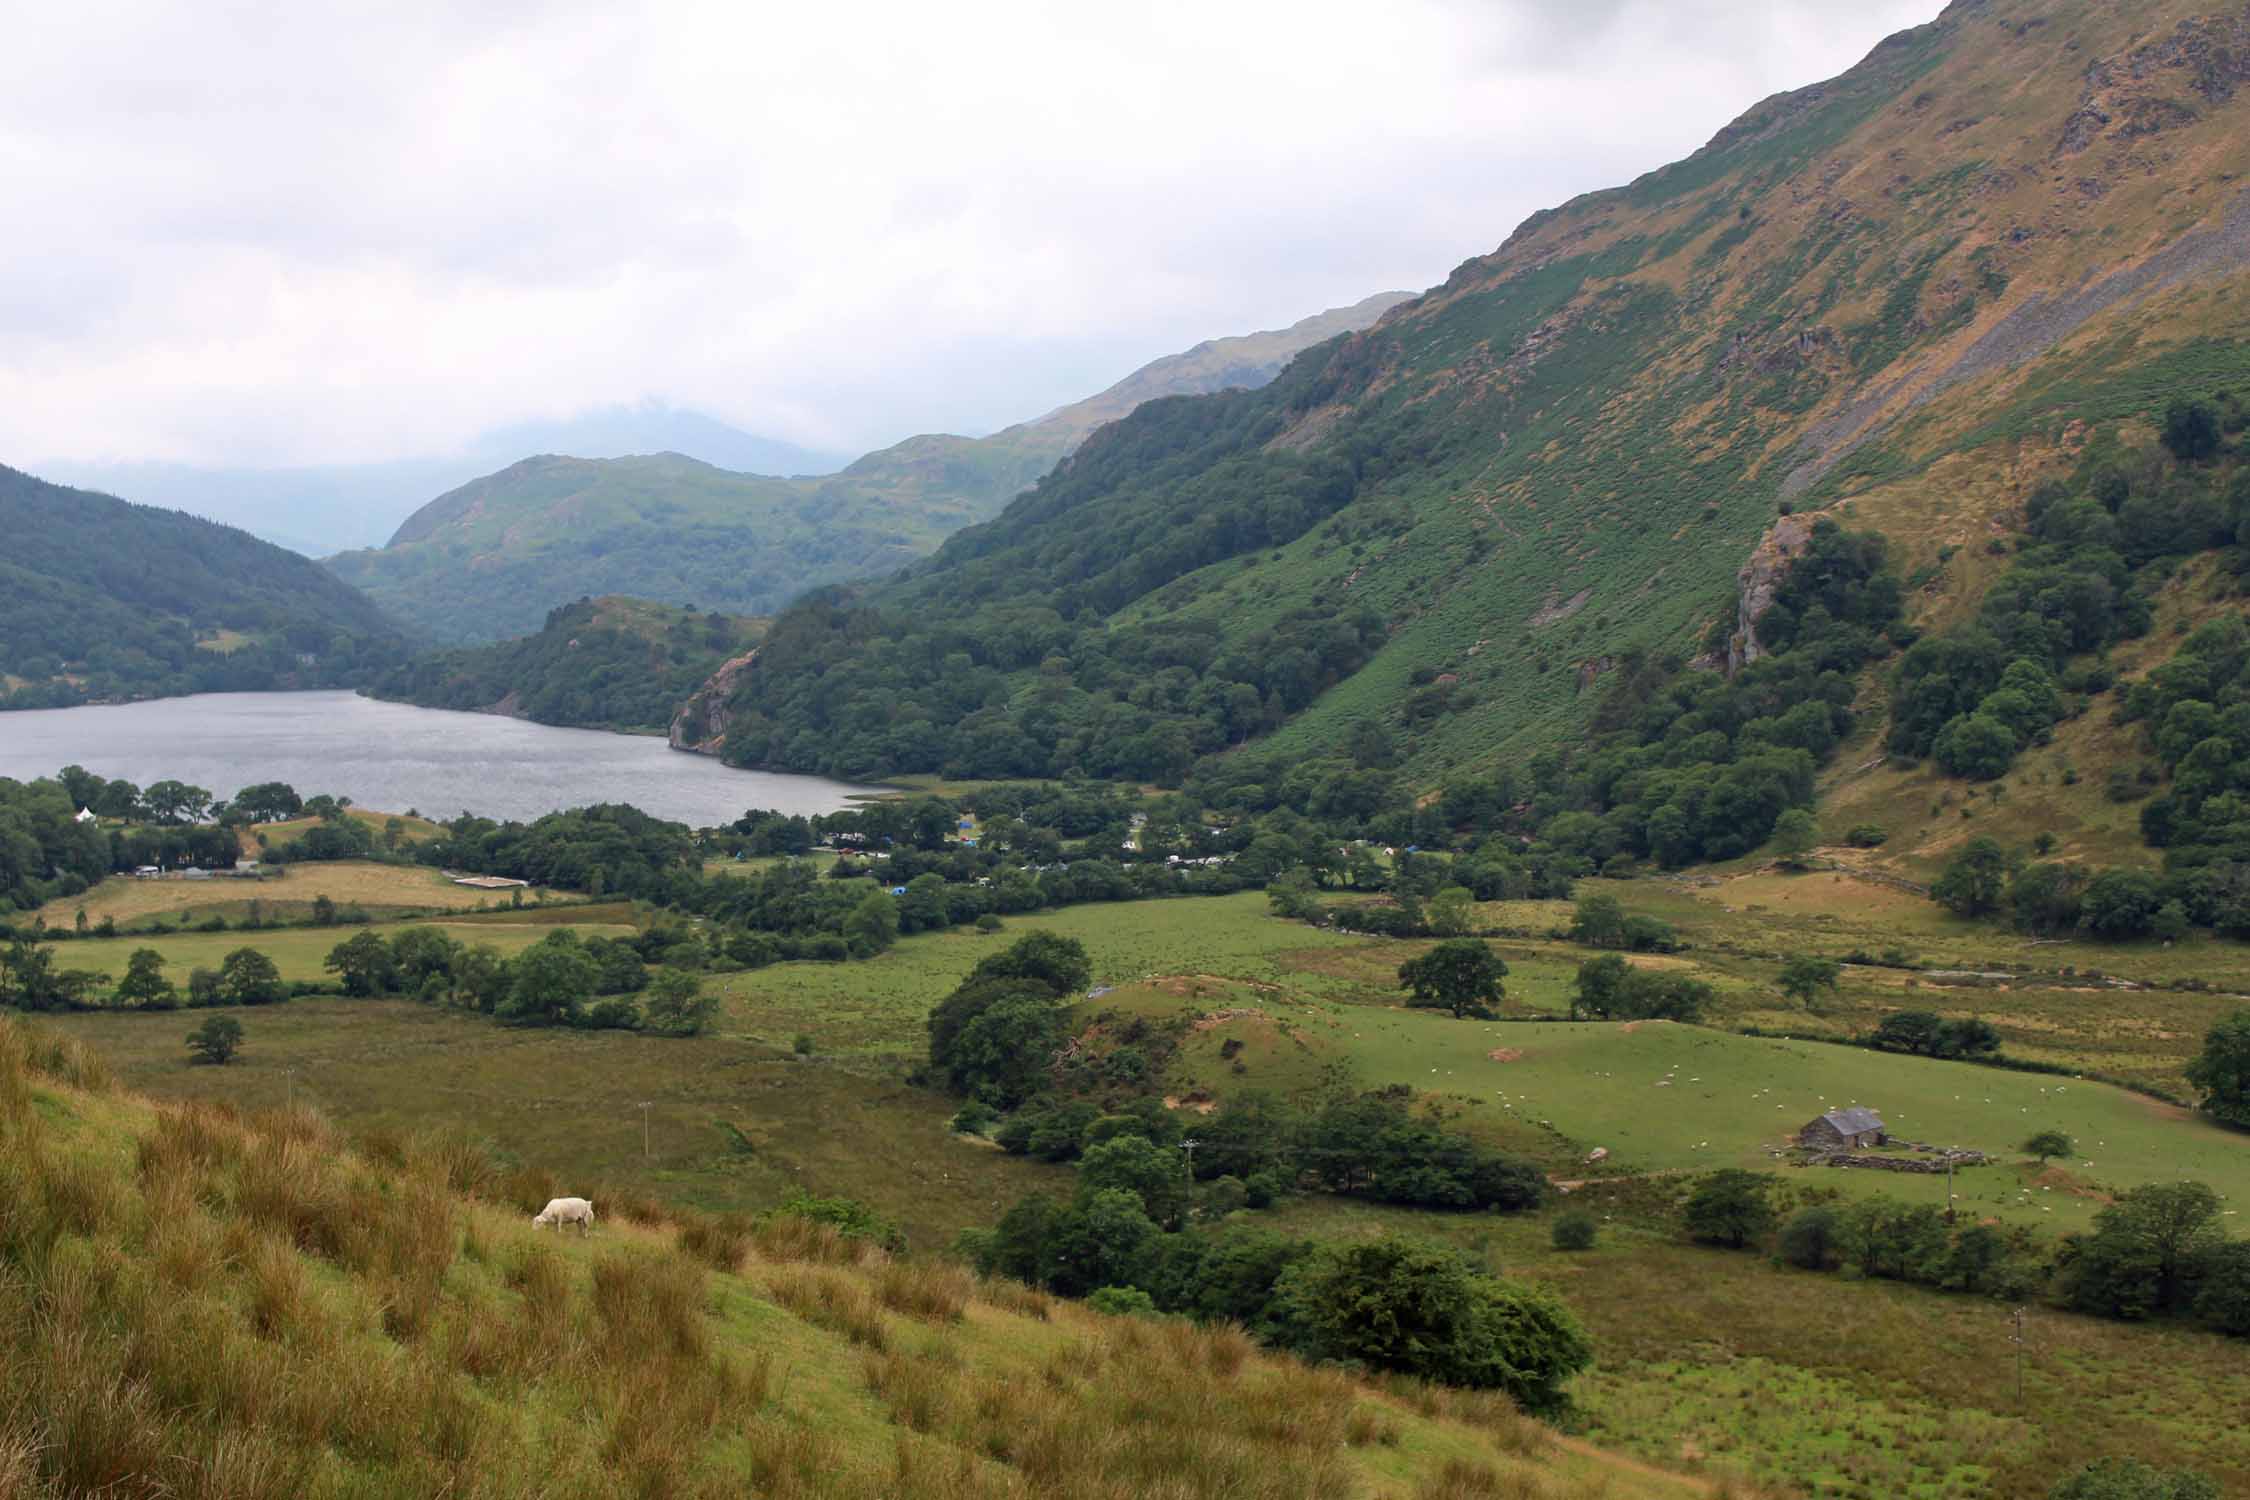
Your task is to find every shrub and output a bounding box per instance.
[1551,1212,1597,1251]
[1779,1206,1843,1270]
[759,1187,906,1253]
[1683,1170,1775,1250]
[1086,1285,1159,1318]
[185,1015,244,1065]
[1275,1234,1591,1413]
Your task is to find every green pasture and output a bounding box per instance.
[42,996,1068,1251]
[706,893,1368,1057]
[1474,879,2250,1096]
[1180,1004,2248,1230]
[41,918,639,987]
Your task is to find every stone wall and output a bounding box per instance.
[1813,1147,1988,1174]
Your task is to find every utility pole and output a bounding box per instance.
[1945,1150,1957,1223]
[639,1101,652,1160]
[1181,1138,1199,1177]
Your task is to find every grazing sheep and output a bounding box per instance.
[533,1196,596,1234]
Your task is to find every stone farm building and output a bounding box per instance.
[1801,1108,1886,1150]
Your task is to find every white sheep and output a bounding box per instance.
[533,1196,596,1234]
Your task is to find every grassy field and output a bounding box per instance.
[704,893,1371,1060]
[1269,1193,2250,1500]
[242,807,446,854]
[41,916,636,988]
[40,888,2246,1238]
[1460,875,2250,1098]
[33,860,566,931]
[704,850,840,878]
[42,997,1062,1251]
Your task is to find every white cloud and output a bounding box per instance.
[0,0,1944,467]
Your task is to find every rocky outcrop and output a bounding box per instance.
[668,648,757,755]
[1721,514,1815,674]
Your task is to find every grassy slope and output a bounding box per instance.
[0,1018,1705,1500]
[1269,1192,2250,1500]
[1257,0,2250,778]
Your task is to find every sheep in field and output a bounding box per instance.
[533,1196,596,1234]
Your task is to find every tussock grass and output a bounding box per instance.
[676,1210,752,1271]
[973,1275,1052,1320]
[763,1264,891,1349]
[871,1255,973,1322]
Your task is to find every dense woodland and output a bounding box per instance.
[712,358,1422,782]
[365,597,762,733]
[0,466,407,707]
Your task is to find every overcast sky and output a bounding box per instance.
[1,0,1944,470]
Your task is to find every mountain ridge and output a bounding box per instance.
[682,0,2250,831]
[328,294,1410,643]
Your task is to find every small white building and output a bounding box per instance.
[73,807,96,824]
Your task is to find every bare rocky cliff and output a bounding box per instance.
[1723,514,1817,675]
[668,647,757,754]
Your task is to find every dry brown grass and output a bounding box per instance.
[871,1255,973,1323]
[34,858,556,930]
[763,1265,891,1350]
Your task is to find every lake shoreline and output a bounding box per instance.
[0,691,878,826]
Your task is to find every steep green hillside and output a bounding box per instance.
[696,0,2250,812]
[326,295,1409,644]
[0,465,407,709]
[363,596,765,734]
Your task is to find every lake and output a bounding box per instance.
[0,692,878,826]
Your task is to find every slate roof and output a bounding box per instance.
[1819,1107,1885,1135]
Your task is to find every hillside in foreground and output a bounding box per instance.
[324,294,1409,644]
[0,466,409,709]
[694,0,2250,827]
[0,1016,1718,1500]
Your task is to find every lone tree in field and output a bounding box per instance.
[1770,808,1819,869]
[2185,1008,2250,1130]
[1683,1169,1775,1250]
[185,1014,244,1066]
[2023,1129,2074,1164]
[1778,955,1843,1012]
[1398,939,1507,1019]
[1933,837,2010,917]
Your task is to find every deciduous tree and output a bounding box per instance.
[1397,939,1506,1019]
